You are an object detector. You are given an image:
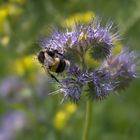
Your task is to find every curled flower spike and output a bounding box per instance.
[37,16,140,102]
[86,19,119,60]
[60,78,83,102]
[91,70,115,99]
[38,17,119,58]
[38,29,69,54]
[103,46,140,90]
[67,65,82,77]
[67,18,119,59]
[49,78,83,103]
[78,69,116,100]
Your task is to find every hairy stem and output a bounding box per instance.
[81,54,93,140]
[82,100,92,140]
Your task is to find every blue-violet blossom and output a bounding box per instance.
[38,17,140,102]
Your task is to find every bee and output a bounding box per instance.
[37,49,70,82]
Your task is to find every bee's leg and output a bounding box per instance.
[49,72,60,83]
[43,66,60,83]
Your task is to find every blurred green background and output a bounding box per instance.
[0,0,140,140]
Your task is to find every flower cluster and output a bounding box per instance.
[38,17,140,102]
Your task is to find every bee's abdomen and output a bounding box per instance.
[56,59,66,73]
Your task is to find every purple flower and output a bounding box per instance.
[38,29,69,54]
[60,78,83,102]
[37,17,139,102]
[102,46,140,90]
[49,78,83,102]
[0,76,23,98]
[0,111,27,140]
[67,65,82,77]
[91,70,114,99]
[69,18,119,59]
[38,17,119,59]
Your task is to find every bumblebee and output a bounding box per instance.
[37,49,70,82]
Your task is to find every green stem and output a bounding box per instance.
[81,53,93,140]
[82,100,92,140]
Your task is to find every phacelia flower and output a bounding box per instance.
[92,70,115,99]
[50,78,83,103]
[38,29,70,54]
[69,18,119,59]
[102,46,140,90]
[38,17,119,57]
[37,16,139,102]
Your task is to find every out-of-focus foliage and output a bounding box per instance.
[0,0,140,140]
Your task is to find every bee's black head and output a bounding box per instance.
[47,50,55,57]
[38,51,45,64]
